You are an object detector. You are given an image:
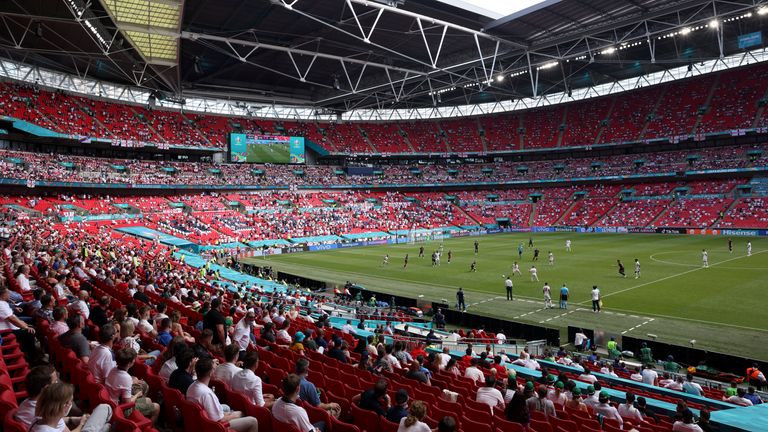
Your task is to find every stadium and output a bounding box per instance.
[1,0,768,430]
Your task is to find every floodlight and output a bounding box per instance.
[496,75,504,82]
[708,19,718,28]
[680,27,691,35]
[759,6,768,15]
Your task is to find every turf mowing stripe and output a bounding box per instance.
[582,249,768,303]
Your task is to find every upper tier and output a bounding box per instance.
[0,144,765,188]
[2,62,768,153]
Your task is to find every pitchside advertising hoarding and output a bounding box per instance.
[229,133,305,164]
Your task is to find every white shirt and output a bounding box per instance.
[438,352,450,369]
[385,353,402,369]
[476,387,505,412]
[341,323,356,334]
[230,369,266,407]
[0,300,19,331]
[71,300,90,319]
[464,366,484,384]
[672,422,704,432]
[547,390,567,406]
[630,372,643,382]
[496,332,507,344]
[137,319,154,334]
[212,362,242,383]
[233,318,254,351]
[14,398,38,428]
[105,368,133,404]
[594,403,623,428]
[665,381,683,391]
[89,344,116,383]
[187,381,224,421]
[17,274,31,292]
[641,369,658,385]
[574,332,587,346]
[530,268,537,275]
[159,357,178,382]
[272,397,314,432]
[505,279,513,288]
[579,373,598,384]
[617,403,643,422]
[397,417,431,432]
[591,289,600,301]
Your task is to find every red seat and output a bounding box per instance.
[380,417,400,432]
[330,417,362,432]
[462,416,494,432]
[529,418,553,432]
[350,402,381,432]
[493,417,526,432]
[4,409,27,432]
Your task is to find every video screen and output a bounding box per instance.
[229,133,305,164]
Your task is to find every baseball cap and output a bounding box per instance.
[525,381,534,391]
[587,385,595,395]
[599,391,610,401]
[555,381,564,389]
[294,331,305,342]
[572,388,582,396]
[546,374,556,383]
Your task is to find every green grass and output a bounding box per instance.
[246,144,291,163]
[244,233,768,360]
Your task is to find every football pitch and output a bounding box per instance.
[246,143,291,163]
[245,233,768,360]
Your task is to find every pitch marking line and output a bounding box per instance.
[650,251,767,270]
[540,309,577,323]
[622,318,655,335]
[590,250,768,302]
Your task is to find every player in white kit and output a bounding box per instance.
[747,241,752,257]
[530,266,539,282]
[512,262,522,276]
[542,283,553,309]
[634,259,641,279]
[548,251,555,265]
[702,249,708,268]
[565,239,572,252]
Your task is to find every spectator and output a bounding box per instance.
[69,291,90,320]
[15,365,59,429]
[617,392,643,423]
[295,358,339,417]
[636,396,658,423]
[0,286,36,354]
[203,298,227,346]
[105,348,160,423]
[290,331,306,356]
[745,386,763,405]
[505,385,530,424]
[232,311,257,358]
[724,388,753,406]
[437,416,457,432]
[405,361,430,385]
[386,389,410,424]
[547,381,567,407]
[155,318,173,346]
[464,358,484,384]
[89,296,111,328]
[397,400,430,432]
[641,364,658,386]
[476,375,505,413]
[682,374,703,396]
[594,391,623,428]
[584,385,599,409]
[697,409,719,432]
[358,379,391,416]
[187,357,259,432]
[564,387,588,412]
[211,344,242,383]
[230,351,274,408]
[88,324,117,384]
[272,373,324,432]
[159,341,189,382]
[30,382,112,432]
[59,314,90,363]
[526,384,556,419]
[672,409,703,432]
[578,368,597,384]
[168,349,196,394]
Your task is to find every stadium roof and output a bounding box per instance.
[0,0,766,112]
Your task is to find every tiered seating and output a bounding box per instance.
[136,108,208,147]
[654,197,733,228]
[400,122,446,153]
[561,97,613,147]
[523,106,564,149]
[699,65,768,133]
[179,194,227,211]
[480,113,520,151]
[462,203,532,226]
[717,197,768,228]
[644,76,716,139]
[74,96,158,143]
[282,121,338,152]
[361,123,410,153]
[599,88,662,143]
[320,122,371,154]
[0,83,62,131]
[559,185,621,227]
[186,113,229,148]
[597,199,671,228]
[439,119,483,152]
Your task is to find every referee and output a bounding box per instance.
[505,276,514,301]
